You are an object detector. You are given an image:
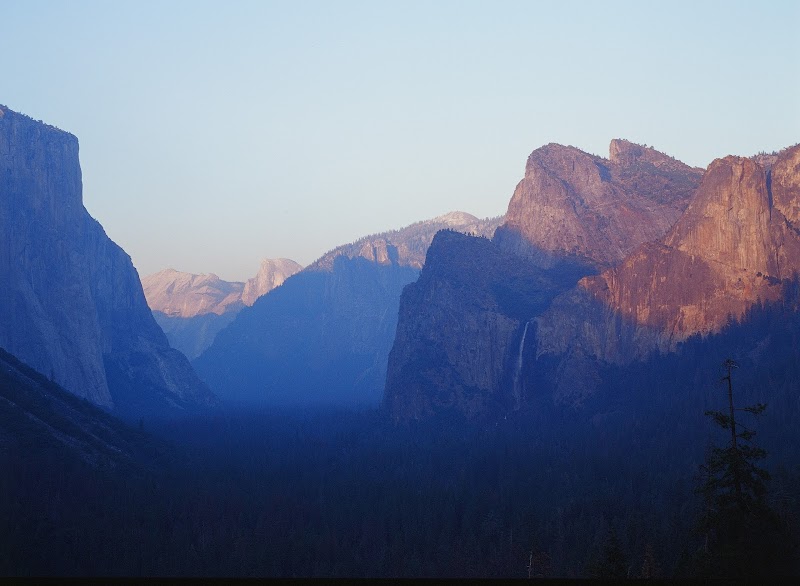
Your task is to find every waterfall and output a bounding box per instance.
[512,321,530,408]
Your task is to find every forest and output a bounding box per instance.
[3,290,800,578]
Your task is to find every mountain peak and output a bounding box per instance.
[665,154,774,273]
[609,138,676,168]
[241,258,303,306]
[142,269,245,318]
[429,211,481,226]
[497,139,701,267]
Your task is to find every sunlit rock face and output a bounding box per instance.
[495,140,702,267]
[241,258,302,306]
[143,259,301,359]
[0,105,215,416]
[539,146,800,363]
[143,270,246,318]
[385,140,701,420]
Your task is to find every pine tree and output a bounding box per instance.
[694,358,788,577]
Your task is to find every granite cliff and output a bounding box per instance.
[0,106,215,418]
[194,212,502,406]
[494,139,702,267]
[143,258,301,359]
[143,270,246,318]
[537,144,800,364]
[385,140,704,420]
[383,230,587,420]
[241,258,303,306]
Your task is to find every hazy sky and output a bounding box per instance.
[2,0,798,281]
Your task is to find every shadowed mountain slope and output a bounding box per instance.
[194,212,502,407]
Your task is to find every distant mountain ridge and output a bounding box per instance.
[0,105,214,418]
[143,270,246,318]
[194,211,503,407]
[144,258,302,318]
[142,259,302,359]
[308,211,500,272]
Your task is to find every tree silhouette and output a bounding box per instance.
[694,358,789,577]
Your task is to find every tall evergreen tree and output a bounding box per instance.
[694,359,789,577]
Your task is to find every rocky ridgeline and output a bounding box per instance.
[493,139,702,267]
[193,212,503,407]
[385,140,800,419]
[537,144,800,363]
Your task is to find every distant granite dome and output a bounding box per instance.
[241,258,303,306]
[142,259,302,360]
[143,269,246,318]
[429,211,481,226]
[0,105,215,417]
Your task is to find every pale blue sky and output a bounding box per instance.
[2,0,798,280]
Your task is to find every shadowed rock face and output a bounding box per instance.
[529,145,800,409]
[0,347,167,468]
[0,106,214,417]
[495,140,702,267]
[194,213,503,407]
[383,230,588,421]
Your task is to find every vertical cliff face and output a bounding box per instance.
[384,140,700,420]
[771,143,800,226]
[240,258,302,306]
[383,230,587,420]
[0,106,215,416]
[536,145,800,371]
[494,140,702,267]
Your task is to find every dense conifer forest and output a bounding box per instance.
[4,287,800,578]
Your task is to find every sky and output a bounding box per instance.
[1,0,798,281]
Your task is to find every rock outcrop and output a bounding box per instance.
[537,145,800,363]
[194,212,502,407]
[0,106,215,417]
[385,140,704,420]
[142,259,301,359]
[384,230,587,420]
[494,140,702,267]
[143,270,246,318]
[241,258,302,306]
